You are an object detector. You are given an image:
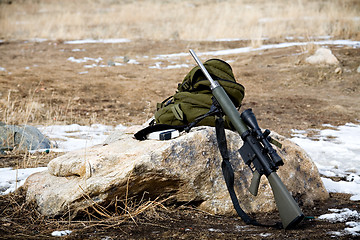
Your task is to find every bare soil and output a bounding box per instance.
[0,39,360,239]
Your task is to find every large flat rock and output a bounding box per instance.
[24,126,328,217]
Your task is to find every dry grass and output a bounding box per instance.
[0,0,359,41]
[75,178,171,227]
[1,89,48,125]
[0,186,171,238]
[0,87,95,126]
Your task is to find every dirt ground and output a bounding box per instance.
[0,39,360,239]
[1,39,359,134]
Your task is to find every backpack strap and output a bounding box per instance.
[135,97,221,140]
[214,112,282,229]
[134,124,186,141]
[184,99,220,132]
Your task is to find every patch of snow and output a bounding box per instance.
[26,38,47,43]
[127,59,139,64]
[291,123,360,200]
[208,228,221,232]
[0,167,47,195]
[149,62,190,69]
[51,230,72,236]
[318,208,360,223]
[345,222,360,236]
[291,123,360,176]
[319,209,360,237]
[321,178,360,201]
[64,39,130,44]
[38,124,126,153]
[67,57,103,63]
[259,233,272,237]
[72,48,85,52]
[155,40,360,59]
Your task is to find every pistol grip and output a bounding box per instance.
[249,171,261,196]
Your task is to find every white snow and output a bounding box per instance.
[318,208,360,223]
[67,56,102,63]
[291,123,360,200]
[149,61,190,69]
[71,48,85,52]
[51,230,72,236]
[25,38,47,43]
[127,59,140,64]
[259,233,272,237]
[154,40,360,59]
[292,123,360,237]
[321,177,360,201]
[37,124,126,153]
[345,222,360,236]
[318,209,360,237]
[0,167,47,195]
[64,38,130,44]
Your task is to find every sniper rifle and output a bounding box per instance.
[189,49,304,229]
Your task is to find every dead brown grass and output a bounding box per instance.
[0,187,171,239]
[0,86,95,126]
[0,0,359,41]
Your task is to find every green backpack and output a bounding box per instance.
[154,59,245,129]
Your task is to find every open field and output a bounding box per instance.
[1,39,359,135]
[1,0,360,239]
[1,0,359,41]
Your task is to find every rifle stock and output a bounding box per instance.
[189,49,304,229]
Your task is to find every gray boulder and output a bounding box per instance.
[24,126,328,218]
[0,124,52,153]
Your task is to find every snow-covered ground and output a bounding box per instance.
[37,124,126,152]
[291,122,360,201]
[291,123,360,237]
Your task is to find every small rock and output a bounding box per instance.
[305,48,339,65]
[0,125,52,153]
[335,67,342,74]
[357,65,360,73]
[107,60,115,66]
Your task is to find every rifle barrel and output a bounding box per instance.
[189,49,248,134]
[189,49,220,89]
